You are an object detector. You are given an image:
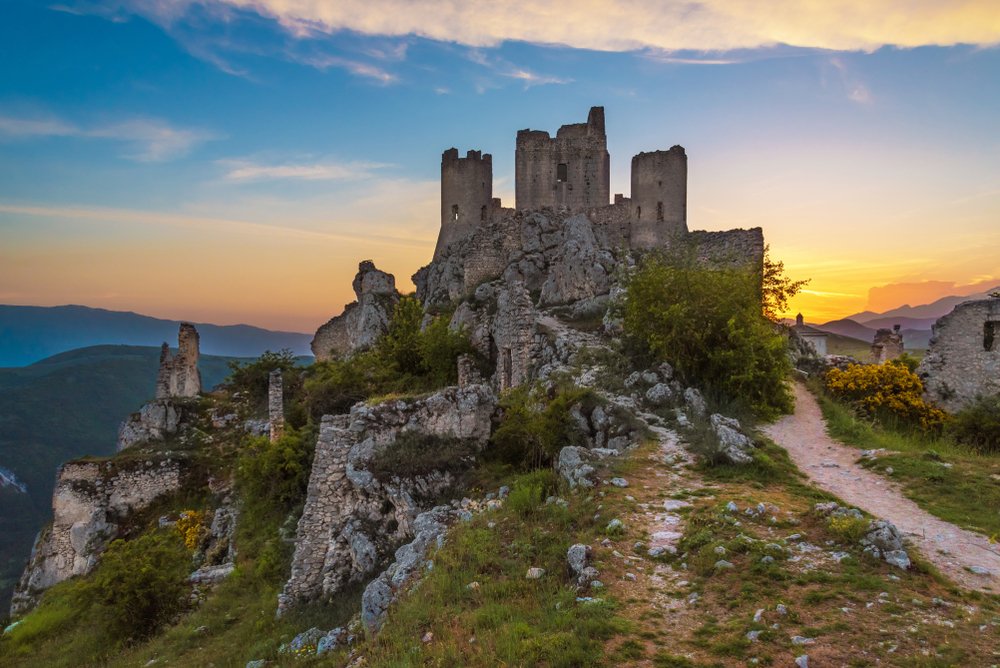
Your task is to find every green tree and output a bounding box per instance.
[623,257,793,418]
[761,245,809,322]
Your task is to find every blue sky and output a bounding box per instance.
[1,0,999,329]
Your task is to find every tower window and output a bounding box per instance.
[656,201,664,222]
[451,204,459,221]
[480,205,487,221]
[986,322,997,351]
[636,206,641,220]
[557,163,568,182]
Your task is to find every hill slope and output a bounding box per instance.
[0,304,313,367]
[0,345,243,613]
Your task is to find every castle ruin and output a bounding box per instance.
[918,297,1000,412]
[871,326,904,364]
[155,322,201,399]
[434,106,697,261]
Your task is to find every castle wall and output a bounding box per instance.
[515,107,610,212]
[630,147,688,248]
[435,149,493,261]
[155,323,201,399]
[918,298,1000,412]
[687,228,765,273]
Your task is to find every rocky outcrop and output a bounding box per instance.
[311,261,400,361]
[156,323,201,399]
[709,414,755,465]
[11,456,186,616]
[278,384,496,614]
[918,297,1000,412]
[116,399,189,451]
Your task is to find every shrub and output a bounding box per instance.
[91,531,190,643]
[369,431,478,481]
[506,470,558,517]
[175,509,208,550]
[236,429,312,512]
[948,394,1000,454]
[622,256,793,418]
[226,349,300,413]
[824,361,948,432]
[826,515,870,545]
[490,385,596,470]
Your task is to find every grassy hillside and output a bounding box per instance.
[0,345,244,613]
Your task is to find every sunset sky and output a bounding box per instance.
[2,1,999,332]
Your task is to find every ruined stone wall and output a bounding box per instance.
[11,456,184,616]
[155,323,201,399]
[269,369,284,443]
[918,298,1000,412]
[687,228,766,272]
[871,328,904,364]
[515,107,610,212]
[630,147,688,248]
[435,149,493,260]
[278,385,496,613]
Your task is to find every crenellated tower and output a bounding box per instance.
[435,148,493,260]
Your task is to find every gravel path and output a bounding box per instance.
[764,382,1000,595]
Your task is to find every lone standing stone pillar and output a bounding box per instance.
[269,369,284,443]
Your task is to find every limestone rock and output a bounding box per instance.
[709,414,754,465]
[557,446,597,488]
[538,214,612,306]
[311,261,400,361]
[116,400,183,451]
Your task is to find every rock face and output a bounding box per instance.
[709,414,755,465]
[116,400,185,451]
[918,298,1000,412]
[278,384,496,614]
[311,261,400,361]
[155,323,201,399]
[11,456,185,616]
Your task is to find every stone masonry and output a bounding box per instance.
[278,384,496,614]
[918,297,1000,412]
[155,323,201,399]
[871,326,904,364]
[312,260,400,361]
[269,369,284,443]
[10,457,184,616]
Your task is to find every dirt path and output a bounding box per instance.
[764,382,1000,595]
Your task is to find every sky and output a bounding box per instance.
[1,1,999,332]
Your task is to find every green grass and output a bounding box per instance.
[813,387,1000,539]
[353,471,627,667]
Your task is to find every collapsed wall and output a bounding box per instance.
[277,384,496,614]
[918,298,1000,412]
[156,323,201,399]
[11,456,186,616]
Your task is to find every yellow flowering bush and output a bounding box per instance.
[824,361,948,431]
[827,515,870,545]
[175,510,208,550]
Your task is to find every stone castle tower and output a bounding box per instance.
[435,106,689,255]
[515,106,610,211]
[155,323,201,399]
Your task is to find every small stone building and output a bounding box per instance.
[793,313,828,357]
[918,297,1000,412]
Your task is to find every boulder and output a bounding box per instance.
[557,446,597,488]
[709,414,754,465]
[311,261,400,360]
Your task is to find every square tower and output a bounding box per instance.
[514,107,610,211]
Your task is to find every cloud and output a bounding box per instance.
[466,50,571,89]
[219,158,390,182]
[828,57,873,104]
[289,52,397,82]
[210,0,1000,52]
[0,112,216,161]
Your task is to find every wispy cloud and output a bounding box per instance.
[289,52,397,83]
[219,158,390,182]
[185,0,1000,52]
[467,50,571,89]
[828,57,873,104]
[0,112,217,161]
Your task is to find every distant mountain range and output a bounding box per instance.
[0,304,313,367]
[0,344,246,613]
[810,285,999,351]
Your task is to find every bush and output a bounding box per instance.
[948,394,1000,453]
[622,256,793,419]
[236,429,313,512]
[369,431,478,481]
[91,531,190,643]
[490,385,596,470]
[824,361,947,432]
[826,515,870,545]
[506,470,559,517]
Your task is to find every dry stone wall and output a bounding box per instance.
[10,456,185,616]
[918,298,1000,412]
